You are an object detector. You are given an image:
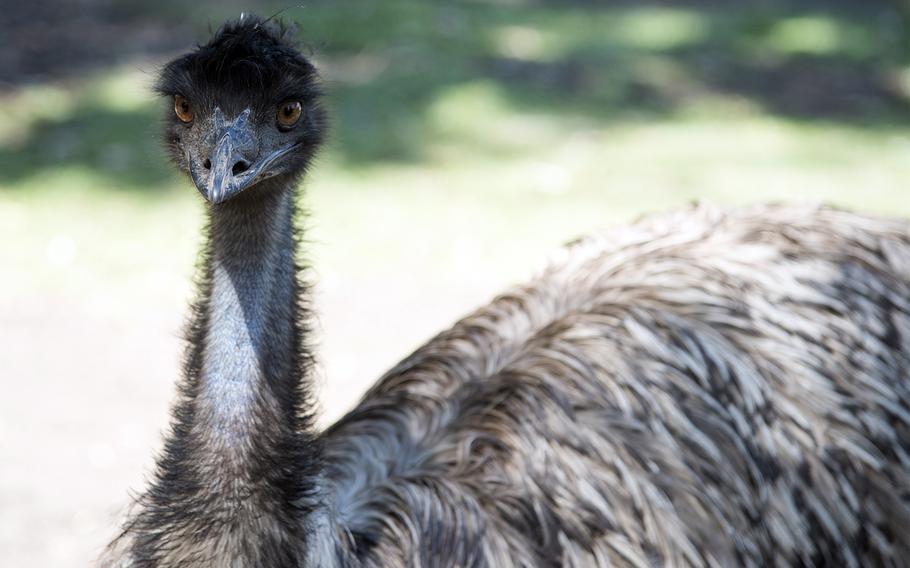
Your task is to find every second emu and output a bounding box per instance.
[104,16,910,567]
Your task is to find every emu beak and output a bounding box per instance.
[189,108,297,204]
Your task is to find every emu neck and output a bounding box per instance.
[201,186,299,443]
[131,181,318,566]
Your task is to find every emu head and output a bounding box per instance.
[156,15,324,204]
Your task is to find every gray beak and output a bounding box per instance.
[206,108,257,204]
[188,107,258,204]
[189,108,298,204]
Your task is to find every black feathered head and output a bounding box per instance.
[156,15,324,203]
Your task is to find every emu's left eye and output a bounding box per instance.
[277,101,302,128]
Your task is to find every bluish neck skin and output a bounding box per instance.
[129,180,318,566]
[198,186,298,454]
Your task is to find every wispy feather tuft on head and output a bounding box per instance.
[156,16,324,204]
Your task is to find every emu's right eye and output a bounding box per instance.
[174,95,193,123]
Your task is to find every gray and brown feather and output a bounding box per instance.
[317,204,910,567]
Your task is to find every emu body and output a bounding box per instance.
[315,205,910,567]
[105,17,910,568]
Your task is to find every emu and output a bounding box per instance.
[103,16,910,567]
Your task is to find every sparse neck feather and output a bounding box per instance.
[126,178,319,566]
[201,182,300,445]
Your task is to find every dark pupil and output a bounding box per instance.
[284,105,294,116]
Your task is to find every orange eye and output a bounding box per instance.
[277,101,302,128]
[174,95,193,123]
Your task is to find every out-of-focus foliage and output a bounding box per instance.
[3,0,909,296]
[3,0,910,176]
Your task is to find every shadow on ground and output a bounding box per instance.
[1,0,908,191]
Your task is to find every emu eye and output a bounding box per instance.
[277,101,302,128]
[174,95,193,123]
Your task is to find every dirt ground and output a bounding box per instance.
[1,272,500,566]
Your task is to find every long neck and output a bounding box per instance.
[198,182,305,454]
[125,181,320,566]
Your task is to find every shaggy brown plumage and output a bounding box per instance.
[316,203,910,567]
[103,16,910,568]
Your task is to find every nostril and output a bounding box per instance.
[232,159,251,176]
[203,158,212,170]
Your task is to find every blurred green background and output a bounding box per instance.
[2,0,909,565]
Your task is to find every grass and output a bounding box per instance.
[2,0,910,304]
